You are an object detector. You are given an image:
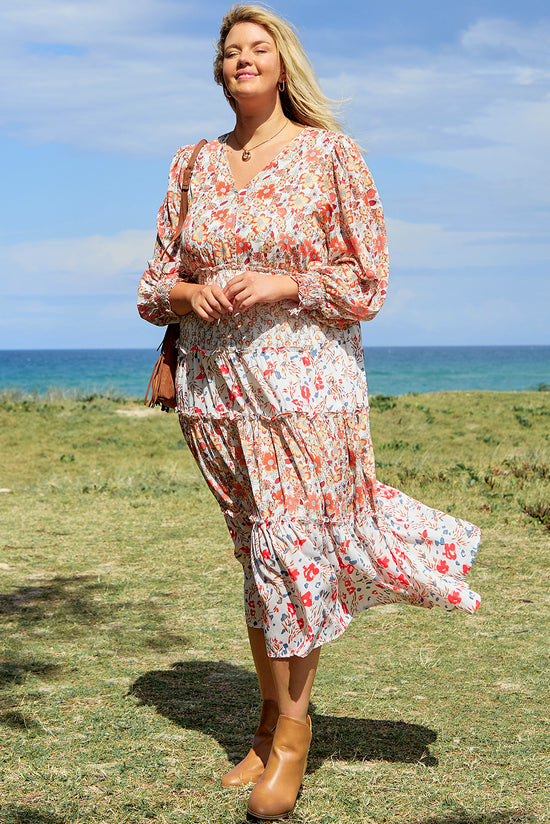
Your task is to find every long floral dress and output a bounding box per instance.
[138,128,481,658]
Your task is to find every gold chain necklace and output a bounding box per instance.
[231,120,288,162]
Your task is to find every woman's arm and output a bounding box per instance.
[137,146,196,327]
[290,135,389,327]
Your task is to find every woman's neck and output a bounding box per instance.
[233,100,288,145]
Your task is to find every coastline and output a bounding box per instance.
[0,345,549,398]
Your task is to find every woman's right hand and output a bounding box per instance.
[169,282,233,322]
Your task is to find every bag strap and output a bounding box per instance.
[173,138,208,244]
[158,138,207,259]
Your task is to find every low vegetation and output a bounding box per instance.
[0,390,548,823]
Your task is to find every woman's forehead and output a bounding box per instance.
[225,21,275,48]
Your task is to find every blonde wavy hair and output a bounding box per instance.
[213,4,343,133]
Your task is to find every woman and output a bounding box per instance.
[138,4,481,820]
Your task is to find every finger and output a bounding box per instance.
[209,285,233,311]
[195,305,219,322]
[192,292,223,321]
[202,300,225,320]
[223,278,245,301]
[225,283,247,304]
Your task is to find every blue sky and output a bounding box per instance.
[0,0,548,349]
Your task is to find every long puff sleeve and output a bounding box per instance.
[291,135,389,327]
[137,145,195,326]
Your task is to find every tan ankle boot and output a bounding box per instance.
[246,714,312,820]
[221,699,279,787]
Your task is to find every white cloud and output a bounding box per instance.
[0,230,155,296]
[1,4,549,165]
[460,17,550,60]
[386,219,550,269]
[363,270,550,347]
[0,0,226,154]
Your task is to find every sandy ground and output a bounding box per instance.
[115,407,161,417]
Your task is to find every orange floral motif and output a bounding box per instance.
[138,128,481,659]
[257,183,276,199]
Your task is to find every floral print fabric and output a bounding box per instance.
[138,128,481,658]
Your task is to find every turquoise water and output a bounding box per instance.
[0,346,549,398]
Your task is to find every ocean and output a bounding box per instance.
[0,346,549,399]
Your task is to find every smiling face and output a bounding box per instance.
[222,21,284,106]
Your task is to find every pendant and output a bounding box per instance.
[242,149,251,161]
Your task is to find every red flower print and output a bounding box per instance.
[302,355,312,366]
[448,591,462,605]
[301,592,312,607]
[379,556,390,569]
[436,560,449,575]
[219,364,230,375]
[303,563,319,582]
[301,386,311,401]
[462,564,471,575]
[228,385,243,402]
[262,549,270,559]
[287,602,296,616]
[236,238,251,255]
[297,618,304,629]
[288,568,299,581]
[444,543,457,560]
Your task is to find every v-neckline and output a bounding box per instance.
[220,128,309,193]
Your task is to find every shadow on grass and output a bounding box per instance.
[0,660,61,688]
[0,575,107,728]
[0,576,106,625]
[0,577,186,653]
[130,660,438,770]
[0,807,66,824]
[409,812,535,824]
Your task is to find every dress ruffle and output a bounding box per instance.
[181,406,481,658]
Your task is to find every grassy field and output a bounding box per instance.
[0,389,549,824]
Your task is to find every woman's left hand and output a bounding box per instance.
[224,271,298,311]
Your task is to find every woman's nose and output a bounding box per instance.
[237,51,253,67]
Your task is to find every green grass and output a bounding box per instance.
[0,390,549,824]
